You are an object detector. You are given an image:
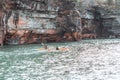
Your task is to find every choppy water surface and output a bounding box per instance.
[1,39,120,80]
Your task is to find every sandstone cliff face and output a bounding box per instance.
[0,0,82,45]
[0,0,120,46]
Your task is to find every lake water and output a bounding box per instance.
[1,39,120,80]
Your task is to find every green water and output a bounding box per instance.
[0,42,72,80]
[0,39,120,80]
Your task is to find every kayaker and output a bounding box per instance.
[56,46,59,50]
[41,43,48,49]
[44,44,48,49]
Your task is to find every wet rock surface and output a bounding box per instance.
[0,39,120,80]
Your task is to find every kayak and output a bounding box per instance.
[35,48,48,53]
[36,47,70,53]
